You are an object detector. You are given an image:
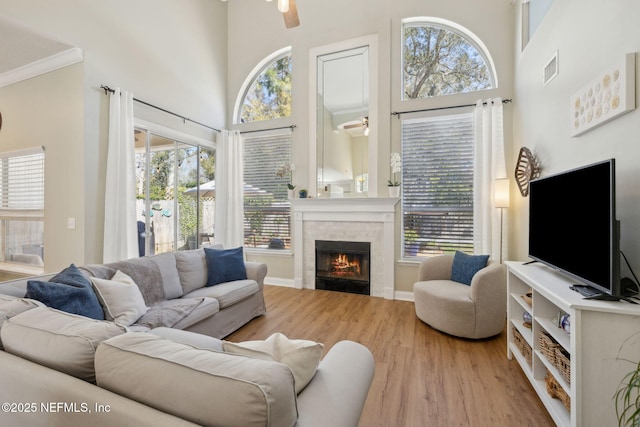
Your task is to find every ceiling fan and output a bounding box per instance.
[279,0,300,29]
[338,117,369,137]
[222,0,299,29]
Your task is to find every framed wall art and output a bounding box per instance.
[570,52,635,137]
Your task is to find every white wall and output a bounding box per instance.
[0,0,227,265]
[0,64,85,272]
[229,0,515,291]
[512,0,640,280]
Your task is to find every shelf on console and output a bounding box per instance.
[506,261,640,427]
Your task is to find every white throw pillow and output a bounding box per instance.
[91,270,148,326]
[223,332,324,394]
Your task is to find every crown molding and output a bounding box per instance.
[0,47,83,88]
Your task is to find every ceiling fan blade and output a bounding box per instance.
[342,123,362,130]
[283,0,299,28]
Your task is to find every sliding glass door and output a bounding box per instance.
[134,128,215,256]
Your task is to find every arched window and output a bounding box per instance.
[402,18,496,100]
[234,48,294,250]
[400,18,498,258]
[235,47,292,124]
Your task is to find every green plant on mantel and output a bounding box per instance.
[616,359,640,426]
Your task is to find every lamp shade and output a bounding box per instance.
[494,178,510,208]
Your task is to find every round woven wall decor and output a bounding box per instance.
[514,147,541,197]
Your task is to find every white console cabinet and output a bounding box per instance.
[506,261,640,427]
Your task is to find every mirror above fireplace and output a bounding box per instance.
[309,35,378,198]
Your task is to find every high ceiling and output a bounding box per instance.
[0,15,73,78]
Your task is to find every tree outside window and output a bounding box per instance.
[240,54,292,123]
[403,22,493,100]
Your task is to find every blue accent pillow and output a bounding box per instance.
[26,264,104,320]
[204,247,247,287]
[450,251,490,286]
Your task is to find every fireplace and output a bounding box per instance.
[315,240,370,295]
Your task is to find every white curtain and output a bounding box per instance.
[103,88,138,263]
[214,130,244,248]
[473,97,508,261]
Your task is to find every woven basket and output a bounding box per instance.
[545,372,571,411]
[538,331,559,364]
[512,326,532,366]
[554,347,571,385]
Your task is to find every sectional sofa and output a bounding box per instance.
[0,248,375,426]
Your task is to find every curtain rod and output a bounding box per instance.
[100,85,221,133]
[391,98,512,117]
[240,125,297,135]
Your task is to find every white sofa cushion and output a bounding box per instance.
[150,326,223,351]
[95,332,298,427]
[183,279,259,309]
[1,307,126,382]
[90,270,148,326]
[223,332,324,394]
[170,297,220,330]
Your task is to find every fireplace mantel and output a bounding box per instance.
[291,197,399,299]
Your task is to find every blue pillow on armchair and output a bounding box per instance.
[26,264,104,320]
[450,251,490,286]
[204,247,247,287]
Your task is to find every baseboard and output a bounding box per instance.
[264,278,415,302]
[264,277,295,288]
[394,291,414,302]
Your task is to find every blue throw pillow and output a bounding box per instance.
[450,251,490,286]
[26,264,104,320]
[204,247,247,287]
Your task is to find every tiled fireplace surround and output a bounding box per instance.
[290,198,400,299]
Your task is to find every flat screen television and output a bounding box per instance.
[528,159,621,297]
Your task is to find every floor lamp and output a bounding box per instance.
[494,178,510,264]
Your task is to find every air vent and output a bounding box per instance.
[543,51,559,86]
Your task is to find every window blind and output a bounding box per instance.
[0,147,45,213]
[401,113,474,256]
[243,131,292,249]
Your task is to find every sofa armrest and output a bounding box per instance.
[245,262,267,289]
[469,262,506,303]
[296,340,374,427]
[0,274,56,298]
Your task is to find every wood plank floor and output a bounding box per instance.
[226,285,555,427]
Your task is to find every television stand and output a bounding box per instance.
[506,261,640,427]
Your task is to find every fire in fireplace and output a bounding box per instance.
[315,240,370,295]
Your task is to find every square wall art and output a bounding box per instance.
[570,53,636,137]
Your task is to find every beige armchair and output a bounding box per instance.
[413,254,506,339]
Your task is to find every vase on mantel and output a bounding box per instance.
[288,189,295,199]
[388,186,400,197]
